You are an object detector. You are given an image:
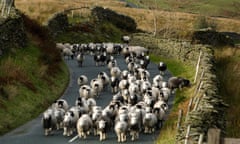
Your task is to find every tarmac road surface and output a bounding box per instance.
[0,53,173,144]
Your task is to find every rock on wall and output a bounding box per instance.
[0,9,27,56]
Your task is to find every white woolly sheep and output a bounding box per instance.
[76,53,85,67]
[77,114,93,139]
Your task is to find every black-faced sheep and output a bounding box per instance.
[168,76,190,92]
[42,108,57,136]
[52,99,69,111]
[158,62,167,75]
[77,75,88,87]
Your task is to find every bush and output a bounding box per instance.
[92,7,137,32]
[194,16,217,31]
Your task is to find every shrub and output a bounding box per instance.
[194,16,217,31]
[92,6,137,32]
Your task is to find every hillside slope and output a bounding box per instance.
[0,13,69,135]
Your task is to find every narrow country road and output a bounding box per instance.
[0,53,173,144]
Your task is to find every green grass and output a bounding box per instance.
[0,42,69,135]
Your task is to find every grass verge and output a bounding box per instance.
[150,54,195,144]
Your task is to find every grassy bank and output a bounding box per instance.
[0,43,69,135]
[0,15,69,135]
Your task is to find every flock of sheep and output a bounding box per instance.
[42,39,190,143]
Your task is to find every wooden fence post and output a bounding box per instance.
[198,133,204,144]
[185,125,191,144]
[185,98,193,122]
[177,109,183,130]
[208,128,221,144]
[194,51,202,83]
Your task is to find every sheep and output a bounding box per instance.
[90,78,104,98]
[110,76,120,94]
[62,47,74,60]
[121,70,129,80]
[128,46,149,57]
[127,62,136,74]
[42,108,57,136]
[77,114,93,139]
[53,107,65,130]
[56,43,65,51]
[77,75,88,87]
[153,100,168,129]
[140,80,152,94]
[63,107,80,136]
[121,89,130,104]
[105,42,114,54]
[97,119,107,141]
[79,85,95,99]
[142,112,158,134]
[52,99,69,111]
[122,35,130,43]
[75,98,89,115]
[160,87,172,102]
[129,111,141,141]
[97,72,110,89]
[110,66,121,78]
[152,74,164,88]
[94,51,108,66]
[76,53,85,67]
[107,58,118,70]
[114,117,128,142]
[86,98,97,113]
[92,109,103,136]
[158,62,167,75]
[113,43,123,55]
[96,115,113,141]
[119,79,129,91]
[168,76,190,92]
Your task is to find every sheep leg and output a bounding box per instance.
[117,133,121,142]
[99,131,102,141]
